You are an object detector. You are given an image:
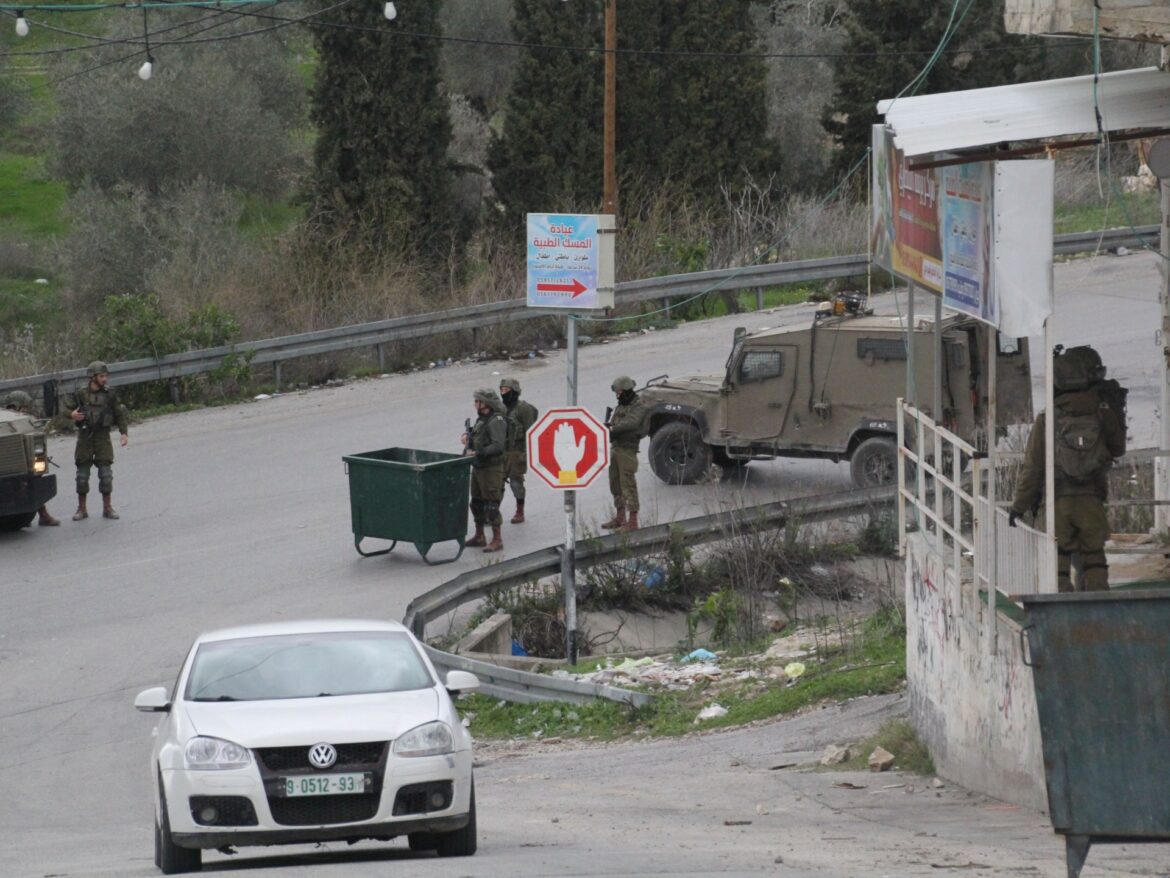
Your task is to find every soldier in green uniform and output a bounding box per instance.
[499,377,539,524]
[602,376,647,532]
[63,361,129,521]
[462,387,507,553]
[3,390,60,526]
[1009,346,1126,592]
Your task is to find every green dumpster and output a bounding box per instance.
[1020,590,1170,878]
[343,447,474,565]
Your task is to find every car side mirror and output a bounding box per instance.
[135,686,171,712]
[444,670,479,694]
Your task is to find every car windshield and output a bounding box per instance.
[185,631,433,702]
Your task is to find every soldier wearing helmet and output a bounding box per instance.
[498,377,539,524]
[3,390,60,526]
[602,376,647,532]
[62,360,129,521]
[1009,345,1126,592]
[462,387,508,552]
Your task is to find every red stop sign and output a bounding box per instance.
[527,407,610,490]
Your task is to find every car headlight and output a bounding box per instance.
[393,721,453,758]
[33,459,47,474]
[184,736,252,770]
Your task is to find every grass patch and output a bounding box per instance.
[840,718,934,776]
[0,153,67,237]
[239,194,303,238]
[0,277,59,328]
[1053,192,1159,236]
[462,608,906,743]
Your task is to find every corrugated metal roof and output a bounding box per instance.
[877,66,1170,158]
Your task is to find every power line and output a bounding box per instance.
[0,1,1118,63]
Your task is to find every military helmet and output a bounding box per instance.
[1053,346,1105,392]
[86,360,109,378]
[611,375,636,392]
[4,389,32,410]
[473,387,501,405]
[500,377,521,394]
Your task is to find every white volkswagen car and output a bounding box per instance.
[135,619,479,874]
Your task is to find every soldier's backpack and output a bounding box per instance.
[1054,409,1112,485]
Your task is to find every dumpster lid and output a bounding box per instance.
[1020,588,1170,606]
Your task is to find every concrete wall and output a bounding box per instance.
[905,532,1048,811]
[1006,0,1170,41]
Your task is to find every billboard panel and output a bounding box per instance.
[872,125,995,324]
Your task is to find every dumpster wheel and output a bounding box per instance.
[355,537,397,557]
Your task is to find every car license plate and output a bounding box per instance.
[282,773,367,797]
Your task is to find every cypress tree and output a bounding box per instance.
[487,0,778,227]
[308,0,464,261]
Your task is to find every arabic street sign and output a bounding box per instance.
[526,213,615,310]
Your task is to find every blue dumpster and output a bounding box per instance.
[343,447,474,565]
[1020,590,1170,878]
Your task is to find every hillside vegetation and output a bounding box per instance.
[0,0,1157,391]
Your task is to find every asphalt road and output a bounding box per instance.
[1,251,1166,877]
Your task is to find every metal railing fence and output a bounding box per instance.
[1,225,1156,399]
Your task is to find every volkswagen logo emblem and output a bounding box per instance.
[308,742,337,769]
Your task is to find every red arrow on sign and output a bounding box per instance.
[535,278,588,297]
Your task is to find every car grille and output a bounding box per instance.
[256,741,386,772]
[0,435,28,477]
[268,792,381,826]
[255,740,388,827]
[189,795,258,826]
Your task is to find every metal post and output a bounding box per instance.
[377,343,386,373]
[987,331,999,655]
[1044,318,1055,591]
[274,362,282,392]
[1158,173,1170,532]
[934,294,946,558]
[755,288,765,311]
[933,295,943,423]
[562,316,579,664]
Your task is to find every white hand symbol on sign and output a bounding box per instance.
[553,422,586,485]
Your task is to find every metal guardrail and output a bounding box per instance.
[1,226,1156,398]
[409,485,895,705]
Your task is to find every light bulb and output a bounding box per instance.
[383,1,396,20]
[138,59,154,81]
[15,15,28,37]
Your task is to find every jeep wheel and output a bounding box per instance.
[649,422,712,485]
[850,437,898,488]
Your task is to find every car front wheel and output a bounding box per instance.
[434,781,477,857]
[850,436,898,488]
[155,777,201,874]
[649,422,712,485]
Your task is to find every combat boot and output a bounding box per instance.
[102,494,120,520]
[621,512,640,532]
[484,526,503,553]
[511,501,525,524]
[601,508,626,530]
[72,495,88,521]
[466,524,486,547]
[38,507,60,527]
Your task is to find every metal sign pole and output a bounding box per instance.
[562,316,579,664]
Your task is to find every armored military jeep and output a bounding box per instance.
[0,409,56,530]
[639,303,1031,489]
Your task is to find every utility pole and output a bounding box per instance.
[603,0,617,217]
